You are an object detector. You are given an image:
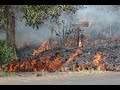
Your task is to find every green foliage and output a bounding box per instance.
[0,41,14,64]
[0,5,80,30]
[0,68,15,77]
[21,5,78,29]
[0,5,6,30]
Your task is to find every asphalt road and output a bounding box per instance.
[0,71,120,85]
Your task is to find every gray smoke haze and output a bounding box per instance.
[0,31,6,40]
[15,8,76,47]
[1,5,120,47]
[76,5,120,38]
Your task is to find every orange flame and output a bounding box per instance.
[92,52,109,71]
[79,40,84,47]
[8,65,13,72]
[7,53,62,72]
[6,48,82,72]
[48,53,62,71]
[32,40,49,55]
[98,64,106,71]
[31,59,37,72]
[64,49,82,65]
[92,52,102,66]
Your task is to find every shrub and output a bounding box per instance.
[0,41,14,64]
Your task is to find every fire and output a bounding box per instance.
[30,59,37,72]
[6,53,62,72]
[98,64,106,71]
[92,52,109,71]
[32,40,49,55]
[48,53,62,71]
[32,39,60,55]
[5,48,82,72]
[63,49,82,65]
[79,40,84,47]
[92,52,102,66]
[8,64,14,72]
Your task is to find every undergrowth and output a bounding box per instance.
[0,67,15,77]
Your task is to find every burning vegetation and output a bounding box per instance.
[0,37,120,72]
[0,20,120,73]
[4,48,81,72]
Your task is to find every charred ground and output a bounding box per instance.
[0,37,120,72]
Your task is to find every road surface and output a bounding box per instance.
[0,71,120,85]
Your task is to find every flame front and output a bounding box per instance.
[5,48,82,72]
[92,52,102,66]
[92,52,108,71]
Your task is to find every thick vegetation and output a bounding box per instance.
[0,41,14,64]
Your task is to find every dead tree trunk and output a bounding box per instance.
[6,5,17,59]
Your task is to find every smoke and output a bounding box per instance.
[15,8,76,47]
[75,5,120,39]
[15,20,52,47]
[1,5,120,47]
[0,31,6,40]
[15,8,52,48]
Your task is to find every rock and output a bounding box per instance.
[36,72,42,77]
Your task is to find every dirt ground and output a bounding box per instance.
[0,71,120,85]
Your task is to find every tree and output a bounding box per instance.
[0,5,6,31]
[0,5,17,59]
[6,5,17,58]
[0,5,80,59]
[21,5,79,29]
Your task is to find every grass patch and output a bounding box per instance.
[0,67,15,77]
[81,68,105,74]
[0,71,15,77]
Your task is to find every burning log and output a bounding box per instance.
[64,49,82,65]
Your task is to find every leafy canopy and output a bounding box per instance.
[0,5,79,30]
[0,5,6,30]
[21,5,78,29]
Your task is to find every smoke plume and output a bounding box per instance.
[1,5,120,47]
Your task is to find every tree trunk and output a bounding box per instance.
[6,5,17,59]
[77,27,80,47]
